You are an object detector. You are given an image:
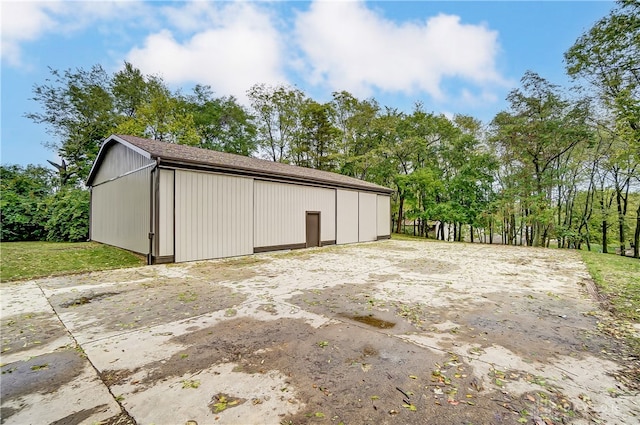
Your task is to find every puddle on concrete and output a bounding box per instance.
[345,314,396,329]
[0,349,85,401]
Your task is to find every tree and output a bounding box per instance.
[295,99,340,171]
[247,83,305,163]
[187,85,258,156]
[27,65,118,184]
[491,72,591,247]
[330,91,381,180]
[43,188,90,242]
[566,0,640,256]
[0,165,53,241]
[115,76,199,146]
[565,0,639,138]
[111,61,148,118]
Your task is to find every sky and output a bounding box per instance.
[1,0,616,167]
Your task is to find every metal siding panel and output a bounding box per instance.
[303,186,335,241]
[175,170,253,262]
[358,192,377,242]
[254,182,335,248]
[91,167,150,253]
[254,181,305,247]
[93,143,153,185]
[336,190,359,244]
[377,195,391,236]
[158,170,174,256]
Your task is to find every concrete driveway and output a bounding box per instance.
[1,240,638,424]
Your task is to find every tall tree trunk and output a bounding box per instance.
[634,204,640,259]
[602,219,608,254]
[616,189,626,256]
[489,217,493,245]
[396,195,405,234]
[503,216,507,245]
[470,225,474,243]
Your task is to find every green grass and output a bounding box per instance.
[390,233,429,241]
[581,251,640,322]
[0,241,145,282]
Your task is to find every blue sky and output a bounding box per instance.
[1,0,615,167]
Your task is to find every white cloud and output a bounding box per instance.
[1,1,61,66]
[1,0,150,67]
[126,2,287,101]
[294,0,507,100]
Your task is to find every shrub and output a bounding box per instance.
[44,189,90,242]
[0,165,52,241]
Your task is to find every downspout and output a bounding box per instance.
[88,186,93,241]
[148,158,160,265]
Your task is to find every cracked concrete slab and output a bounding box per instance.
[2,240,638,424]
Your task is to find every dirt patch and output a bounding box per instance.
[396,258,459,275]
[48,404,110,425]
[186,256,268,282]
[107,317,520,424]
[289,283,417,334]
[59,292,120,308]
[47,277,246,334]
[0,312,68,355]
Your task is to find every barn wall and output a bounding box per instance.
[376,195,391,237]
[336,189,359,244]
[93,143,153,185]
[91,167,150,254]
[358,192,377,242]
[254,181,336,249]
[174,170,253,262]
[158,169,174,257]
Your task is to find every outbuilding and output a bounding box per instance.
[86,135,393,264]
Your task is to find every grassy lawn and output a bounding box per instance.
[391,233,428,241]
[581,251,640,366]
[581,251,640,322]
[0,241,145,282]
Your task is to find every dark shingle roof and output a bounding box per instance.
[88,134,392,194]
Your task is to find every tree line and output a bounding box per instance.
[2,0,638,257]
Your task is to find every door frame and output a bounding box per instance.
[305,211,321,248]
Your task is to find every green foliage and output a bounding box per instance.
[1,165,90,243]
[490,72,592,246]
[565,0,639,140]
[43,189,90,242]
[247,83,306,162]
[26,65,117,184]
[28,62,258,185]
[0,241,144,282]
[188,85,258,156]
[0,165,53,241]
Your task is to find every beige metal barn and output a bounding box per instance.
[86,135,393,264]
